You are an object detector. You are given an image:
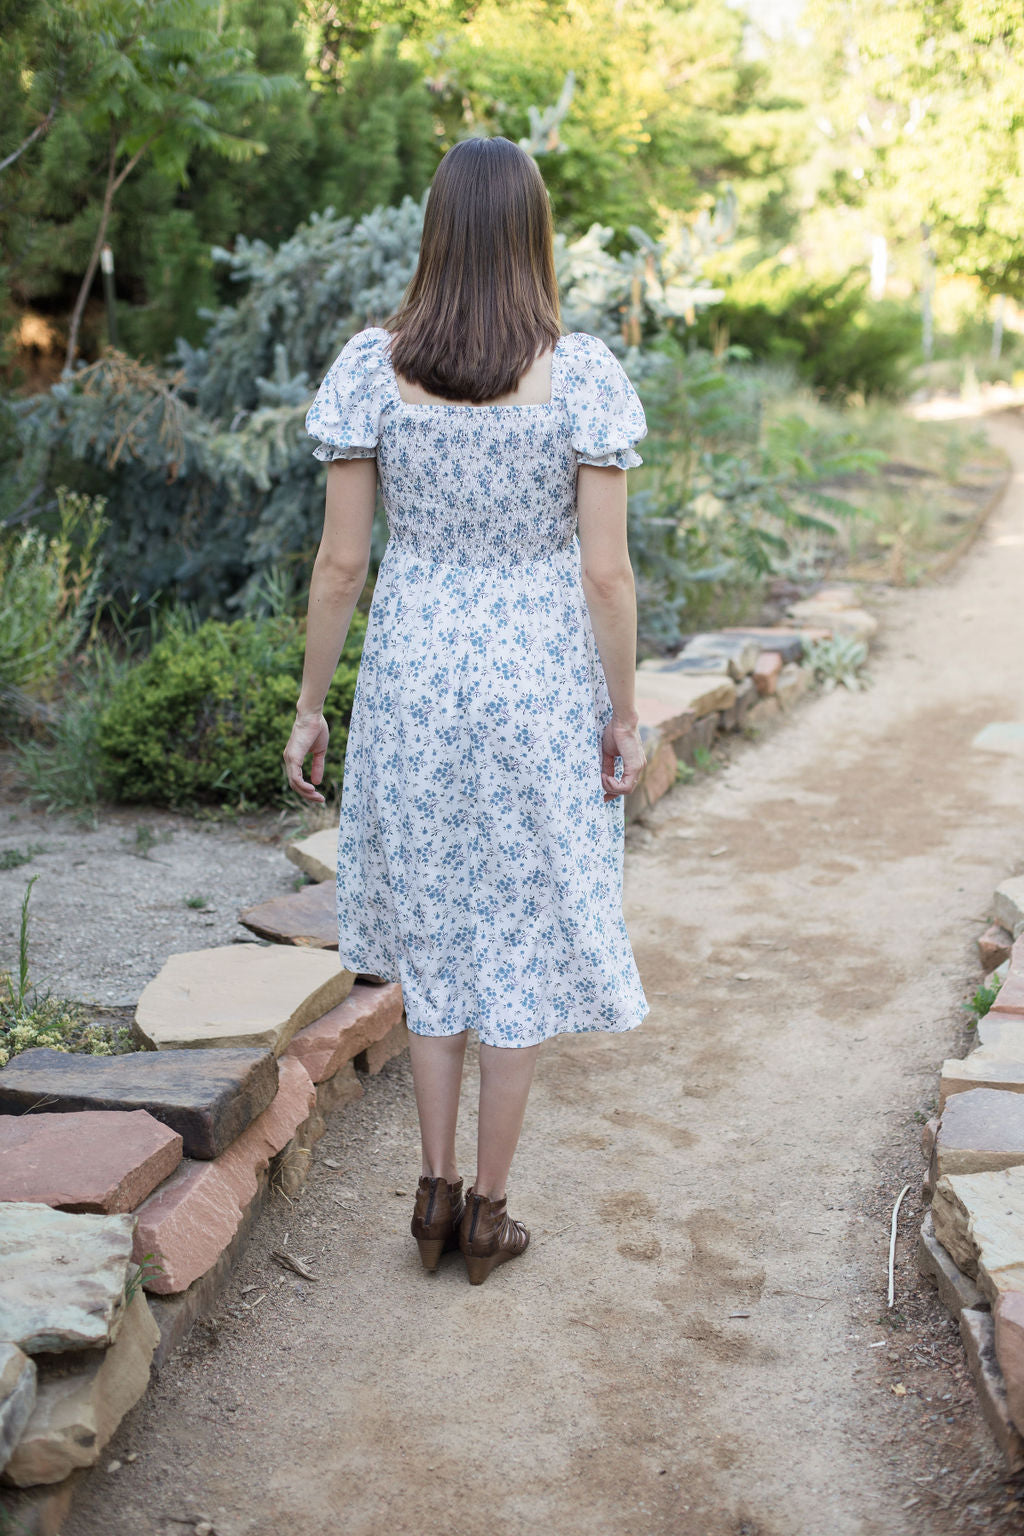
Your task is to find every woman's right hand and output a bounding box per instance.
[600,716,646,802]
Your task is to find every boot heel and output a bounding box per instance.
[416,1236,445,1272]
[464,1251,498,1285]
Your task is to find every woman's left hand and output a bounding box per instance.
[284,711,329,804]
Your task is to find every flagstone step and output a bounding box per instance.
[131,1057,317,1295]
[285,828,337,883]
[134,945,354,1054]
[0,1204,136,1355]
[239,879,336,948]
[0,1046,279,1161]
[284,983,404,1083]
[0,1111,182,1215]
[0,1290,158,1488]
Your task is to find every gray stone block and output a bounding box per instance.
[0,1046,279,1161]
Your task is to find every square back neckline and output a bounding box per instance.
[382,330,565,411]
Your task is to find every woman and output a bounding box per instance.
[284,135,649,1286]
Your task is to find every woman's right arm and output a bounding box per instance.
[577,463,646,801]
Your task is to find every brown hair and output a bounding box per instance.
[382,136,562,403]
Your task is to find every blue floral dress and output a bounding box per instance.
[305,326,650,1048]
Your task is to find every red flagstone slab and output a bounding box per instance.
[0,1111,182,1214]
[132,1057,316,1294]
[980,925,1015,972]
[283,983,404,1083]
[238,880,337,949]
[753,651,782,695]
[0,1046,278,1161]
[355,1018,410,1076]
[991,939,1024,1015]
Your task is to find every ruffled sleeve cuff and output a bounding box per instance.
[306,328,388,462]
[564,333,648,469]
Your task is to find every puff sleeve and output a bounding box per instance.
[305,327,388,462]
[563,332,648,469]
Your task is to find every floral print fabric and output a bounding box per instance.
[305,326,650,1047]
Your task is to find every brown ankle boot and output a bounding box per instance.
[459,1187,529,1285]
[411,1175,465,1271]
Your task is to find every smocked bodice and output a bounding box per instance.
[306,327,647,568]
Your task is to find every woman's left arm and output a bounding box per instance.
[284,457,378,804]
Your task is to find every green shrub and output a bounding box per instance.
[97,611,367,808]
[0,487,107,710]
[695,262,919,401]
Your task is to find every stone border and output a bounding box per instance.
[916,882,1024,1471]
[0,584,882,1533]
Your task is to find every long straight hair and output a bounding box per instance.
[382,136,562,403]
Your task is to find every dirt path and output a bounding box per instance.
[62,411,1024,1536]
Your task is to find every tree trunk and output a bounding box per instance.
[64,136,118,373]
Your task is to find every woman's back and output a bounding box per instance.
[306,326,647,567]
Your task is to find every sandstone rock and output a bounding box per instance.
[722,628,804,664]
[670,635,759,680]
[932,1089,1024,1176]
[269,1097,327,1199]
[647,653,732,678]
[992,878,1024,940]
[315,1060,364,1118]
[752,652,783,695]
[672,712,720,765]
[785,604,878,643]
[1,1290,158,1487]
[960,1307,1024,1471]
[746,697,781,728]
[990,942,1024,1015]
[285,829,337,884]
[355,1018,410,1076]
[980,925,1015,972]
[920,1116,940,1162]
[774,662,810,711]
[134,946,354,1054]
[132,1057,317,1294]
[995,1291,1024,1434]
[0,1111,182,1214]
[797,584,860,611]
[631,668,736,719]
[284,982,404,1083]
[0,1046,278,1161]
[932,1167,1024,1299]
[978,1015,1024,1055]
[238,880,336,949]
[635,740,677,809]
[718,676,756,732]
[0,1204,135,1354]
[0,1474,81,1536]
[917,1209,984,1316]
[635,695,697,746]
[939,1056,1024,1108]
[0,1345,36,1477]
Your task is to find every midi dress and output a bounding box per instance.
[305,326,650,1049]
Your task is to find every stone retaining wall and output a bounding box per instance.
[917,880,1024,1468]
[0,583,879,1534]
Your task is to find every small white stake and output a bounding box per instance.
[888,1183,911,1307]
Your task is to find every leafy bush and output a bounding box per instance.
[0,487,106,709]
[96,610,367,808]
[695,262,919,401]
[629,342,884,651]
